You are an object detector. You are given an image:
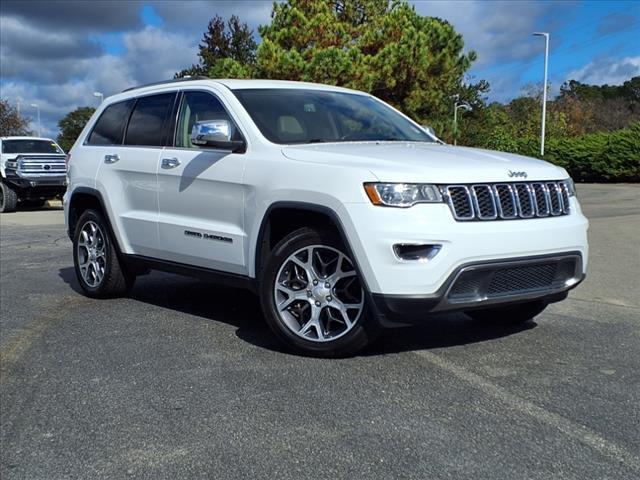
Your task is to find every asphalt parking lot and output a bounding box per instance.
[1,185,639,479]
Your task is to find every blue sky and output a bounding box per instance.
[1,0,639,138]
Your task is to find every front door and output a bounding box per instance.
[157,90,247,274]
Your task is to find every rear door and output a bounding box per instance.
[156,89,247,274]
[94,92,176,256]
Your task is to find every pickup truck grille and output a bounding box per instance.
[17,156,66,175]
[441,181,571,221]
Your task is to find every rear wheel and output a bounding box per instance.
[260,227,380,357]
[73,209,134,298]
[0,181,18,213]
[465,300,548,324]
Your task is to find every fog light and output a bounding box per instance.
[393,244,441,261]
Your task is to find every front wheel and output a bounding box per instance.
[465,300,548,324]
[73,209,134,298]
[260,227,380,357]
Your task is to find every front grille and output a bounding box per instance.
[17,156,66,175]
[487,263,558,295]
[447,255,581,303]
[442,181,571,221]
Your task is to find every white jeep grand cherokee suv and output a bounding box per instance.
[64,78,588,356]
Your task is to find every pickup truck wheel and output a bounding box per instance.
[73,209,134,298]
[0,181,18,213]
[260,227,380,357]
[465,300,548,324]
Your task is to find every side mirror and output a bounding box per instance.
[190,120,245,152]
[421,125,436,137]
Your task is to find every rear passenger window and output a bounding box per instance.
[124,93,176,146]
[87,100,134,145]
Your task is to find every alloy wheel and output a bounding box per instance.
[273,245,364,342]
[76,220,107,287]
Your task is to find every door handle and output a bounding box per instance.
[104,153,120,164]
[161,157,181,169]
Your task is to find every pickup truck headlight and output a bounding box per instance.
[364,182,443,207]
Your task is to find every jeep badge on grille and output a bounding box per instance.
[508,170,528,178]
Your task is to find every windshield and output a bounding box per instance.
[2,140,64,154]
[232,89,435,145]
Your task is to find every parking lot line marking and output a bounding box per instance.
[412,349,640,472]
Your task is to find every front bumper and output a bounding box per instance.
[5,172,67,189]
[370,251,584,323]
[342,197,589,297]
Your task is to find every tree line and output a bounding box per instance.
[2,0,637,180]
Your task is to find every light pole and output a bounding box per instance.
[533,32,549,156]
[453,100,472,146]
[93,91,104,104]
[30,103,41,137]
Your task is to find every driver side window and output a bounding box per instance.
[175,91,241,148]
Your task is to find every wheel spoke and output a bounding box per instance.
[326,253,357,283]
[276,285,308,311]
[79,230,89,247]
[93,261,104,283]
[327,306,352,328]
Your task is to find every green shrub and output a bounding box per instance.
[482,123,640,182]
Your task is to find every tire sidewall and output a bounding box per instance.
[260,228,378,357]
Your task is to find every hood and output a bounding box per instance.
[281,142,568,183]
[1,153,66,160]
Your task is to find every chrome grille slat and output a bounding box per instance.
[471,185,497,220]
[558,181,571,214]
[442,181,571,222]
[17,156,66,175]
[493,184,517,219]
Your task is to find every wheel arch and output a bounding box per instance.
[67,187,123,253]
[253,201,371,294]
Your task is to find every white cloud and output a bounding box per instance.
[411,1,574,67]
[1,26,198,139]
[565,56,640,85]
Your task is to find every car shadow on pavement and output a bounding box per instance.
[58,267,535,357]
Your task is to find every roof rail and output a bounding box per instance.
[121,76,210,93]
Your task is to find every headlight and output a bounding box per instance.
[364,183,443,207]
[564,178,576,197]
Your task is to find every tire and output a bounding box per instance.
[0,181,18,213]
[72,209,134,298]
[465,300,548,324]
[260,227,380,357]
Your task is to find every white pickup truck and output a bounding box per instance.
[0,136,67,212]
